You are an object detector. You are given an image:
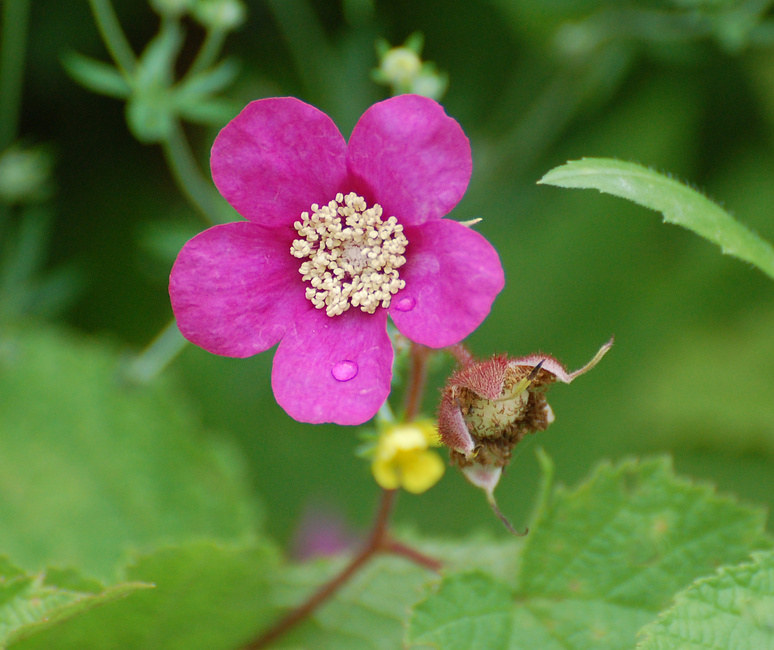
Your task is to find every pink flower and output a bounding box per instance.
[169,95,504,425]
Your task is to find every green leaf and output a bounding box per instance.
[274,554,436,649]
[134,21,183,90]
[0,556,150,648]
[519,457,768,607]
[11,533,517,650]
[61,52,131,99]
[408,572,513,649]
[14,535,511,650]
[176,58,239,99]
[407,457,771,650]
[0,324,261,582]
[539,158,774,281]
[11,540,281,650]
[173,60,241,126]
[265,534,519,650]
[125,21,185,143]
[637,550,774,650]
[175,97,240,127]
[0,206,83,320]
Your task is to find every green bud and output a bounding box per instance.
[379,47,422,87]
[0,145,53,204]
[192,0,246,31]
[409,67,448,101]
[373,34,448,100]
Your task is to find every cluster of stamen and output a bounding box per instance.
[290,192,408,317]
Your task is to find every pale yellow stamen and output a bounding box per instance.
[290,192,408,317]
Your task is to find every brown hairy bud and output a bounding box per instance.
[437,338,613,532]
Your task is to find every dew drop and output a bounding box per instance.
[393,296,416,312]
[332,360,358,382]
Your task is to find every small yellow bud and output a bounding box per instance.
[371,421,444,494]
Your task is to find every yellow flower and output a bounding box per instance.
[371,421,445,494]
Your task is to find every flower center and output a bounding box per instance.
[290,192,408,317]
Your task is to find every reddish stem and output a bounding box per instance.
[244,490,398,649]
[244,343,443,649]
[382,537,444,572]
[404,343,431,420]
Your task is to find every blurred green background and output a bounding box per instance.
[4,0,774,559]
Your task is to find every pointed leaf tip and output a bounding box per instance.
[538,158,774,281]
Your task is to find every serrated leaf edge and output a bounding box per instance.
[5,578,153,647]
[635,549,774,649]
[519,455,770,601]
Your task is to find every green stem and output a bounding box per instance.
[265,0,337,108]
[87,0,136,76]
[160,121,222,224]
[487,72,588,183]
[187,27,227,78]
[123,319,188,384]
[530,447,556,530]
[484,46,629,185]
[0,0,31,150]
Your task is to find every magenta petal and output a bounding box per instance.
[390,220,504,347]
[272,309,393,425]
[347,95,472,226]
[211,97,348,227]
[170,222,305,357]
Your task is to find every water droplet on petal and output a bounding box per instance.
[393,296,416,312]
[332,360,358,382]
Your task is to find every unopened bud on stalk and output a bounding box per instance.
[192,0,246,31]
[372,33,448,100]
[437,338,613,533]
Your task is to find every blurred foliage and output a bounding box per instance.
[14,541,283,650]
[0,324,262,581]
[2,0,774,617]
[0,556,151,648]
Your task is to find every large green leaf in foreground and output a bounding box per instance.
[0,325,260,582]
[0,557,150,648]
[7,451,769,650]
[12,536,517,650]
[407,457,771,650]
[12,540,281,650]
[637,549,774,650]
[539,158,774,280]
[273,537,519,650]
